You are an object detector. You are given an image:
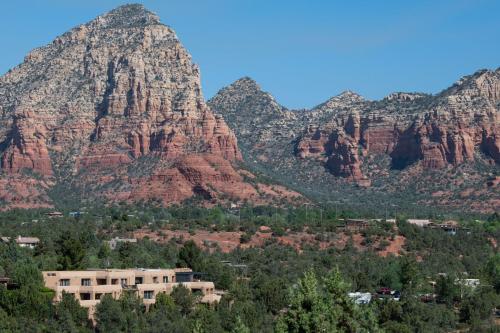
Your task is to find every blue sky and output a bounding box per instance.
[1,0,499,108]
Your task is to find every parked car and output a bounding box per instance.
[377,287,392,295]
[420,293,436,303]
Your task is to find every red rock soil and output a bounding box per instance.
[133,227,406,256]
[378,235,406,257]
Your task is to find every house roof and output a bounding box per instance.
[407,219,432,227]
[16,236,40,244]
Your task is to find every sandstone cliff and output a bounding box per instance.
[0,4,293,209]
[210,70,500,213]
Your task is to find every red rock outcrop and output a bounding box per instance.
[123,154,258,205]
[296,115,364,181]
[0,4,282,209]
[1,111,53,175]
[295,69,500,182]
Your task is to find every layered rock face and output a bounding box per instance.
[0,4,268,208]
[295,69,499,179]
[210,69,500,212]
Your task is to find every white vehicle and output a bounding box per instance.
[348,292,372,305]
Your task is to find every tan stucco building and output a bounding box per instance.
[43,268,221,318]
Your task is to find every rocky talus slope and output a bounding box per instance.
[209,70,500,214]
[0,4,299,209]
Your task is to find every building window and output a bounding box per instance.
[111,279,118,285]
[121,278,128,286]
[95,293,102,300]
[59,279,70,286]
[97,279,107,285]
[163,276,168,283]
[81,279,92,286]
[80,293,91,300]
[153,276,158,283]
[144,291,154,299]
[135,277,143,285]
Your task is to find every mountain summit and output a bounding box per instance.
[0,5,292,209]
[94,4,161,28]
[210,71,499,213]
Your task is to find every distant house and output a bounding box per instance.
[433,222,459,235]
[1,236,40,249]
[407,219,432,227]
[46,211,63,218]
[69,211,85,218]
[337,219,370,232]
[373,218,396,224]
[0,277,18,290]
[221,261,248,276]
[456,278,480,289]
[425,221,466,235]
[105,237,138,250]
[0,277,10,287]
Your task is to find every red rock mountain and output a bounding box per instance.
[209,71,500,214]
[0,4,296,209]
[295,70,499,181]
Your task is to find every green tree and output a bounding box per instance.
[171,285,196,316]
[459,286,499,325]
[485,254,500,292]
[232,316,250,333]
[382,321,412,333]
[251,275,287,314]
[192,320,204,333]
[435,275,460,306]
[95,295,125,333]
[400,256,420,295]
[145,293,187,333]
[119,291,145,331]
[56,234,86,270]
[2,262,53,320]
[151,292,176,312]
[189,306,223,333]
[95,293,146,333]
[177,240,203,270]
[54,292,90,331]
[276,268,380,333]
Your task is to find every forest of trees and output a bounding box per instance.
[0,204,499,332]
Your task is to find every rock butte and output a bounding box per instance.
[0,4,498,211]
[0,4,301,209]
[209,70,499,211]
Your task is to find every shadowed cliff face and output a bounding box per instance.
[0,4,295,209]
[209,69,500,213]
[297,69,499,179]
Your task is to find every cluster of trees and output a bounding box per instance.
[0,205,499,332]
